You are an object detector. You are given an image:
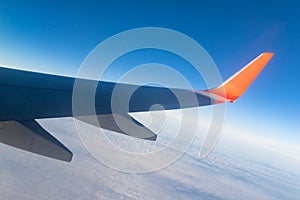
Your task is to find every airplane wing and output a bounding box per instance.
[0,52,273,161]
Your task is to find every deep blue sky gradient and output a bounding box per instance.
[0,0,299,144]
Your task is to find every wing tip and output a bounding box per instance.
[208,52,274,102]
[261,52,274,58]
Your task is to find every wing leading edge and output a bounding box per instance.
[0,52,273,161]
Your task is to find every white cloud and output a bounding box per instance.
[0,117,299,200]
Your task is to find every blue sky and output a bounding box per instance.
[0,1,299,145]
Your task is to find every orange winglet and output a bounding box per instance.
[207,52,274,102]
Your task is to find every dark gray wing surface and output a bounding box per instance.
[0,66,217,161]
